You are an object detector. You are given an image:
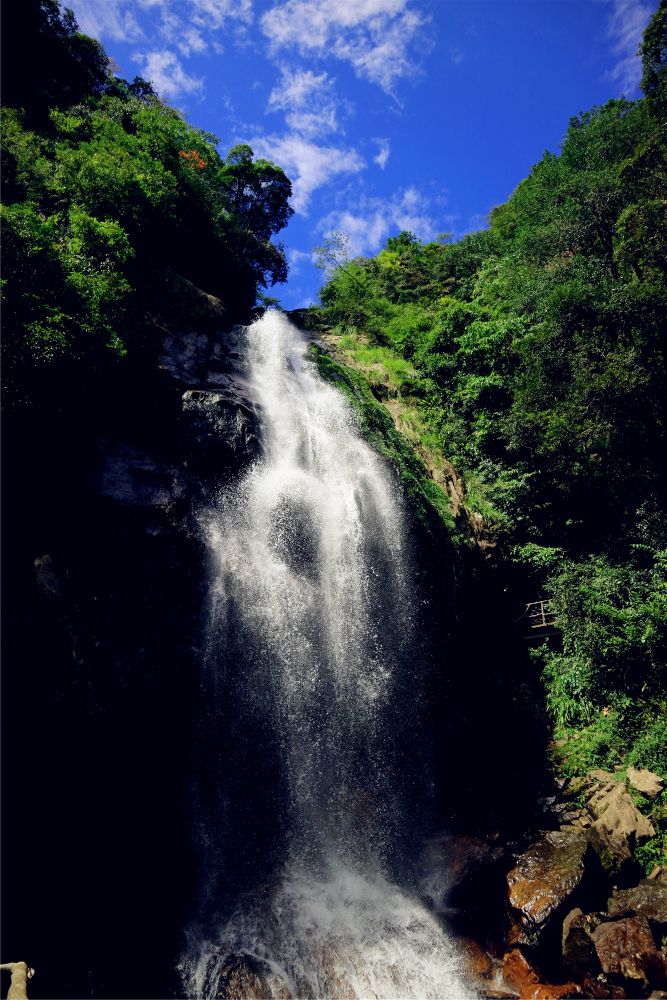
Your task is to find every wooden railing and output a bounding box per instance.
[514,599,560,640]
[523,600,557,629]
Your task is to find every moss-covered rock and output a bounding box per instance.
[311,343,463,542]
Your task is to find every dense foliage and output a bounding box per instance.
[1,0,293,406]
[315,2,667,814]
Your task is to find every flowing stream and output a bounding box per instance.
[181,311,472,998]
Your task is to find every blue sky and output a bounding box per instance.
[67,0,653,308]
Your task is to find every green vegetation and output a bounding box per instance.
[1,0,293,407]
[315,2,667,859]
[312,344,460,537]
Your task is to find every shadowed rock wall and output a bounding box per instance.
[1,301,263,999]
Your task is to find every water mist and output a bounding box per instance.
[181,312,472,999]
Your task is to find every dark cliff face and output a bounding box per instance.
[1,304,262,1000]
[2,307,549,999]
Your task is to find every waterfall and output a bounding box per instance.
[181,311,472,999]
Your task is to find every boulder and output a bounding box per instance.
[507,831,593,942]
[501,948,540,994]
[627,767,665,799]
[181,386,260,471]
[589,770,615,784]
[590,914,657,986]
[587,777,655,877]
[608,879,667,933]
[159,330,213,385]
[460,936,496,982]
[500,949,583,998]
[418,832,504,913]
[529,986,584,998]
[159,323,249,387]
[99,447,187,508]
[581,973,627,998]
[214,953,291,999]
[561,907,600,977]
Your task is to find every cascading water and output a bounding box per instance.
[181,311,473,999]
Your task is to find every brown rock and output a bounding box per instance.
[589,770,615,784]
[561,907,601,977]
[559,809,586,825]
[418,832,504,911]
[480,992,519,999]
[214,953,291,999]
[608,879,667,932]
[588,778,655,841]
[591,915,657,985]
[588,779,655,877]
[460,937,496,981]
[529,985,584,999]
[507,915,526,948]
[649,948,667,986]
[507,831,592,939]
[581,973,626,998]
[627,767,664,799]
[500,950,584,999]
[501,948,540,994]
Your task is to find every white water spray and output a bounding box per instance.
[182,312,472,999]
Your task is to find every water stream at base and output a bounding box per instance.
[181,311,473,999]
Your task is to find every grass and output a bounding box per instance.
[323,327,513,535]
[311,342,463,541]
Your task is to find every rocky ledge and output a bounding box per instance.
[446,767,666,999]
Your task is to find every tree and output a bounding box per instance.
[218,144,294,241]
[1,0,109,123]
[641,0,667,119]
[314,232,360,283]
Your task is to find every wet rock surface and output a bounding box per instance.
[608,880,667,930]
[214,953,291,1000]
[460,936,496,981]
[507,830,599,945]
[591,914,658,985]
[501,947,541,993]
[182,386,260,472]
[561,908,601,978]
[459,759,665,1000]
[99,446,189,508]
[2,304,269,999]
[497,947,584,999]
[419,831,506,913]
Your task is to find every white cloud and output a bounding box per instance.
[463,212,486,233]
[72,0,143,43]
[261,0,427,93]
[133,49,204,100]
[270,68,329,109]
[268,67,341,138]
[287,247,312,275]
[606,0,652,94]
[70,0,253,53]
[319,187,438,257]
[251,134,365,213]
[373,140,390,169]
[189,0,253,30]
[70,0,256,100]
